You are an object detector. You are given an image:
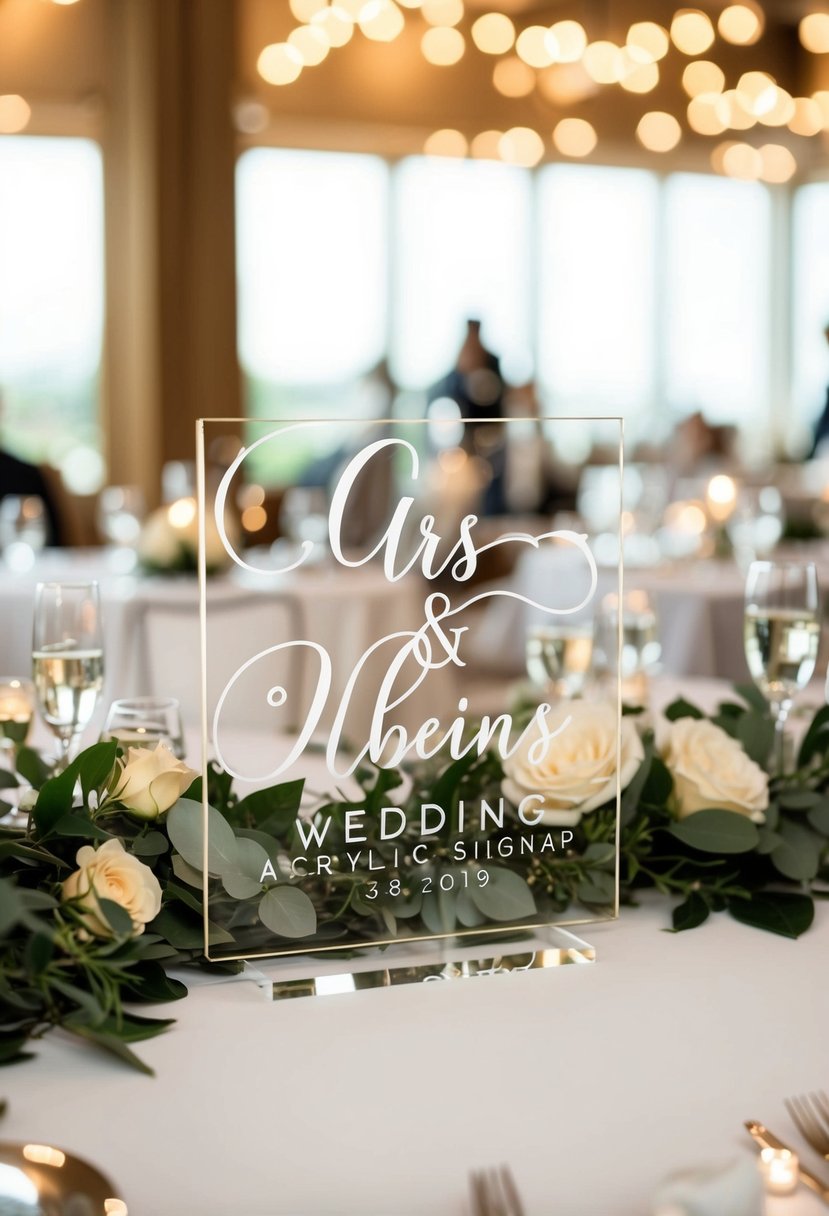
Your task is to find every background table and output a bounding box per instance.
[2,681,827,1216]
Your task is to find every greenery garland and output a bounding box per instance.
[1,682,828,1074]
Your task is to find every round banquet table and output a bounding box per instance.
[1,680,827,1216]
[0,548,455,736]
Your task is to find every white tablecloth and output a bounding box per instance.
[0,549,456,737]
[3,682,827,1216]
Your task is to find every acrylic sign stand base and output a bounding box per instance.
[242,925,596,1002]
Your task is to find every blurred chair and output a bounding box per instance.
[123,590,307,732]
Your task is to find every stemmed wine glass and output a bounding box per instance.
[744,561,820,772]
[32,582,105,771]
[103,696,185,759]
[525,624,593,700]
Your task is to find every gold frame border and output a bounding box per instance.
[197,416,624,962]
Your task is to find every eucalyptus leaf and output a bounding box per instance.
[456,889,486,927]
[668,809,759,854]
[735,713,774,766]
[234,780,304,836]
[470,866,536,922]
[770,820,820,881]
[130,831,170,858]
[733,682,770,715]
[171,854,203,887]
[258,885,316,938]
[167,799,238,876]
[807,801,829,834]
[778,790,822,811]
[671,890,710,932]
[576,872,615,906]
[727,892,814,938]
[664,698,704,721]
[97,897,134,937]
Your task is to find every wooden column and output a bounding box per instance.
[103,0,240,505]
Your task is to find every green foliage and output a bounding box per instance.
[4,681,829,1077]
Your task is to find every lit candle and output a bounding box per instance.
[758,1147,799,1195]
[0,680,33,747]
[706,474,738,523]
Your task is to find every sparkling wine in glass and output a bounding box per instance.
[592,589,661,704]
[744,561,820,771]
[103,696,185,759]
[525,625,593,699]
[32,582,104,770]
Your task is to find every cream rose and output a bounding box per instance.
[113,742,197,819]
[61,838,162,938]
[502,700,644,826]
[661,717,768,822]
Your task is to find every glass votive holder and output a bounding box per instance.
[758,1146,799,1195]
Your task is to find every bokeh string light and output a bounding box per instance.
[250,2,829,180]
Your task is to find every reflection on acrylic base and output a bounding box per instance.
[198,416,624,970]
[243,924,597,1002]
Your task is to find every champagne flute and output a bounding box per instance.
[593,589,661,703]
[32,582,104,770]
[744,561,820,772]
[525,624,593,700]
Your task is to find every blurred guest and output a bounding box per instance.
[668,411,736,477]
[808,322,829,458]
[429,319,505,429]
[0,438,63,545]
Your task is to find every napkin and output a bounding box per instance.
[651,1157,764,1216]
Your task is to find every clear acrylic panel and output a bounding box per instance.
[197,417,623,963]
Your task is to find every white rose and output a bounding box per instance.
[61,838,162,939]
[137,509,182,567]
[113,742,197,819]
[661,717,768,823]
[502,700,645,826]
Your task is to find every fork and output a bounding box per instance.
[786,1091,829,1160]
[469,1165,526,1216]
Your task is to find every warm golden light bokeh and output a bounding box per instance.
[311,7,353,46]
[670,9,716,56]
[257,43,304,85]
[718,3,764,46]
[789,97,824,136]
[758,143,797,183]
[552,117,597,158]
[682,60,725,99]
[620,55,660,93]
[289,0,326,21]
[721,141,762,179]
[626,21,670,64]
[636,110,682,152]
[470,128,502,158]
[359,0,406,41]
[421,25,465,65]
[688,92,728,135]
[424,127,468,156]
[515,25,554,69]
[800,12,829,54]
[287,25,330,66]
[547,20,587,63]
[583,41,624,85]
[492,56,535,97]
[498,126,545,167]
[0,94,32,134]
[470,12,515,55]
[421,0,464,28]
[735,70,778,117]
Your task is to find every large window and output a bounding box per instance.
[0,136,104,490]
[236,148,389,409]
[537,165,658,418]
[664,173,771,425]
[391,157,532,388]
[237,148,795,475]
[793,182,829,438]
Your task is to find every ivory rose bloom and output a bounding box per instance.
[61,838,162,938]
[661,718,768,822]
[502,701,644,826]
[113,742,197,819]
